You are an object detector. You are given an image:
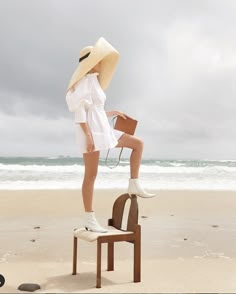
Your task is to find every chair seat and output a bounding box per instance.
[74,226,133,242]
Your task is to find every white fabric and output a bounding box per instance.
[73,227,133,242]
[66,73,124,154]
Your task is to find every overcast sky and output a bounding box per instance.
[0,0,236,159]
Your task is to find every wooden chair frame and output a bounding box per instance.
[72,193,141,288]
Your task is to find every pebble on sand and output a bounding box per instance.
[18,283,41,292]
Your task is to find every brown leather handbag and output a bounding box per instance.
[105,115,138,168]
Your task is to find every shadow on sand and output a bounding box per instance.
[41,271,131,292]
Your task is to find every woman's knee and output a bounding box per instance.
[134,137,144,151]
[83,151,99,182]
[84,165,98,182]
[83,172,98,183]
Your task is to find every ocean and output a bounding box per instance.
[0,157,236,191]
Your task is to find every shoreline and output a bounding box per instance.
[1,187,236,191]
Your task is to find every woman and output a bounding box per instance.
[66,37,156,233]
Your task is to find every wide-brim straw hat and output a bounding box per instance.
[67,37,119,92]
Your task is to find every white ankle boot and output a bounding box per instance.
[83,211,108,233]
[128,178,156,198]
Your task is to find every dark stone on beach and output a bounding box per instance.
[18,283,41,292]
[184,238,188,241]
[34,226,40,229]
[141,215,148,218]
[212,225,219,228]
[30,239,36,242]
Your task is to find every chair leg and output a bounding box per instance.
[96,240,102,288]
[107,242,114,271]
[134,228,141,282]
[72,237,77,275]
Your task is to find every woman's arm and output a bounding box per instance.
[78,122,95,152]
[78,122,92,136]
[105,110,117,117]
[105,110,127,119]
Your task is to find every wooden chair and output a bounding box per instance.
[72,193,141,288]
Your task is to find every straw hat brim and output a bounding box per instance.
[67,37,119,92]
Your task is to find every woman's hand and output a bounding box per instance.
[85,134,95,152]
[115,111,129,119]
[106,110,131,119]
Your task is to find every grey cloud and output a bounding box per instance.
[0,0,236,158]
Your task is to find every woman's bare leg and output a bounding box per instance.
[82,150,100,212]
[115,133,156,198]
[115,133,144,178]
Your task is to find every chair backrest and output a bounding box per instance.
[111,193,138,232]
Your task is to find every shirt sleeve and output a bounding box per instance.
[65,77,93,123]
[74,101,87,123]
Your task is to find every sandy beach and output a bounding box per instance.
[1,188,236,293]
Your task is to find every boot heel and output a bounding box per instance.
[128,178,157,198]
[128,192,136,197]
[83,211,108,233]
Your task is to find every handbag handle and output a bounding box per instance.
[105,116,123,169]
[105,147,123,169]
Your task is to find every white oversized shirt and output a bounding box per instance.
[65,73,124,154]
